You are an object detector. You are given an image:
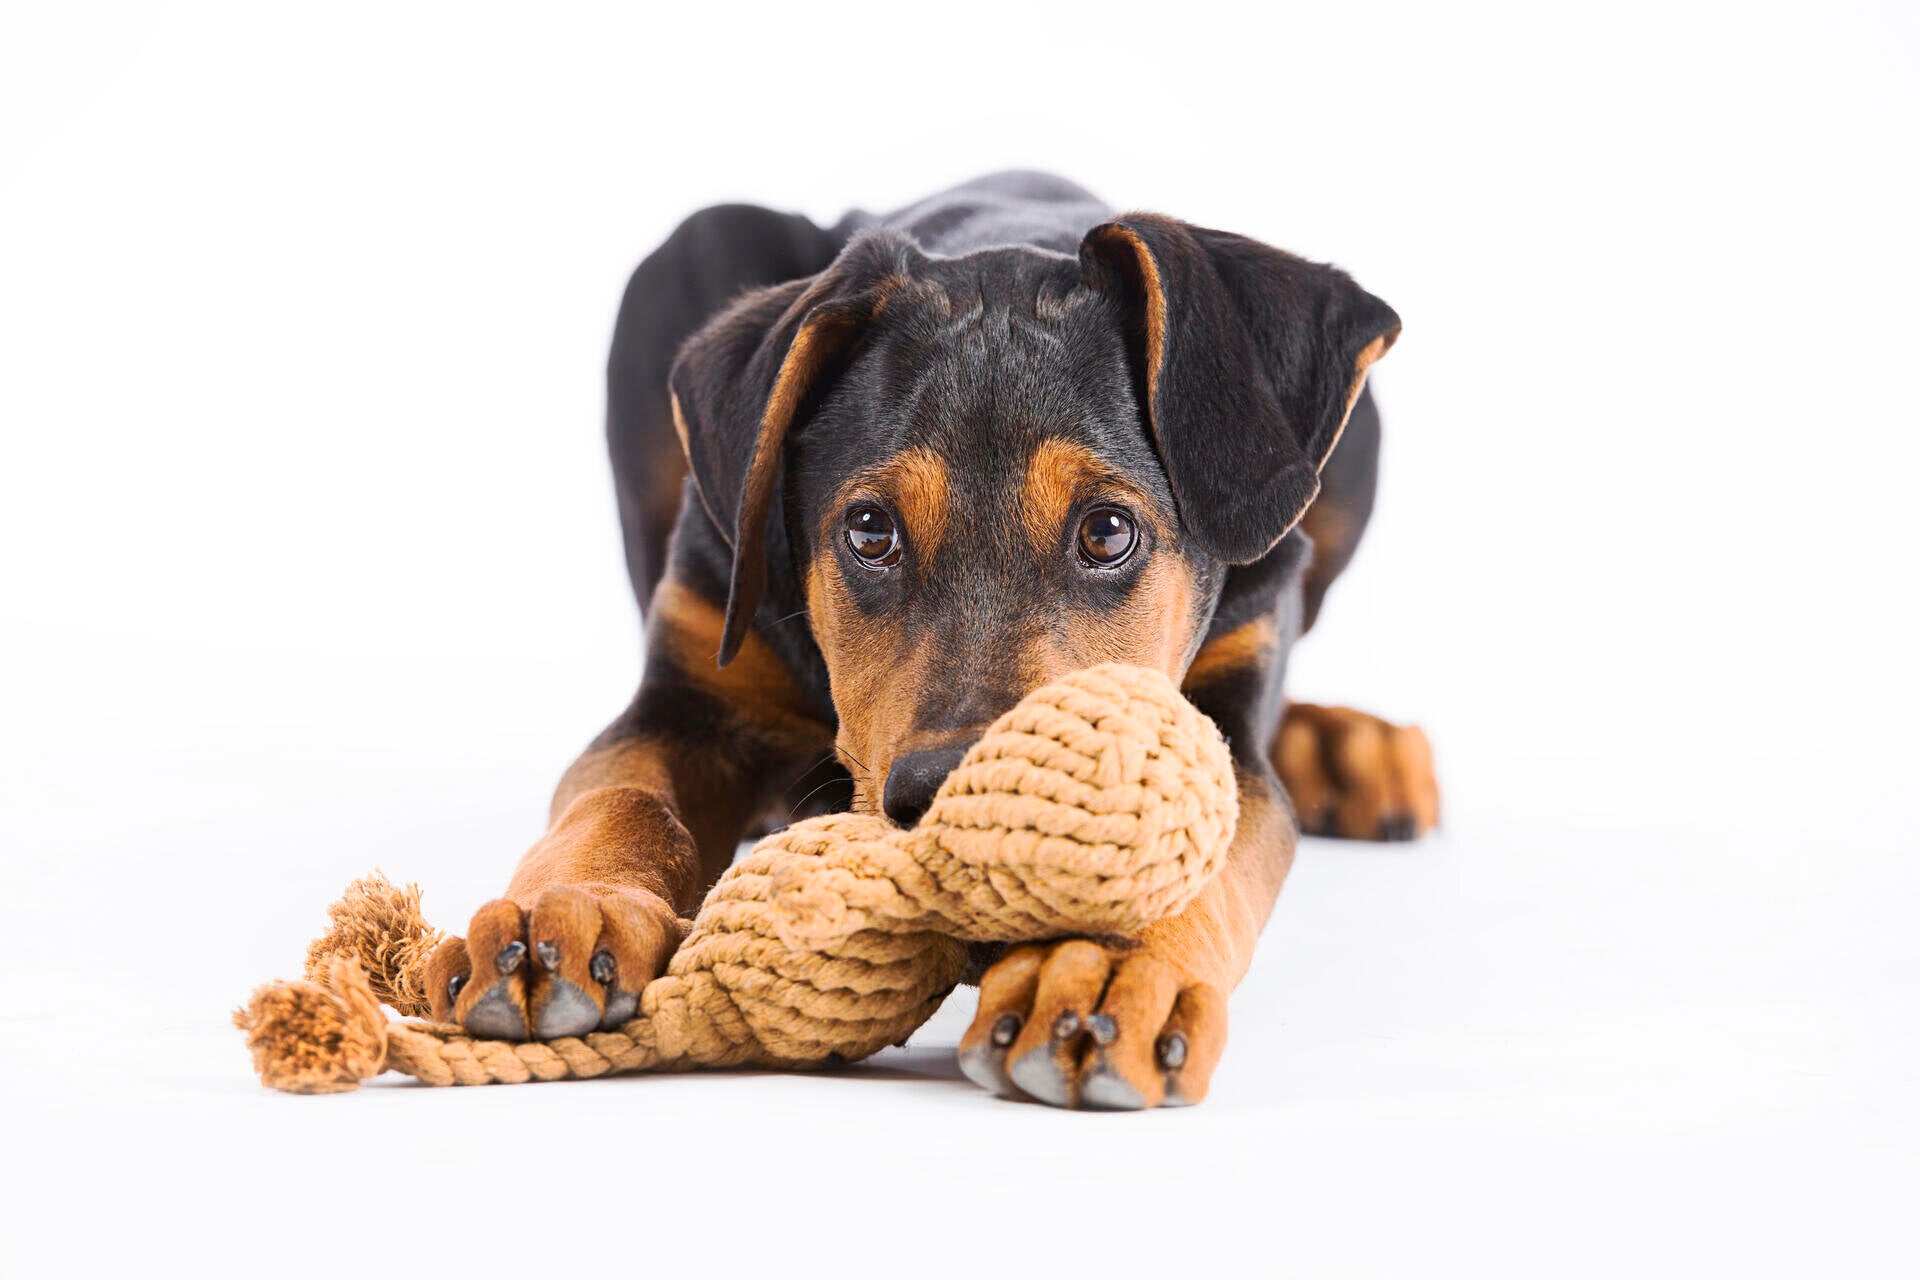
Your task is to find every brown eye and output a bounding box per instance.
[1078,507,1138,566]
[845,505,901,567]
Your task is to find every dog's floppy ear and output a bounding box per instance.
[668,231,916,665]
[1080,214,1401,563]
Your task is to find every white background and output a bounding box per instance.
[4,2,1915,1275]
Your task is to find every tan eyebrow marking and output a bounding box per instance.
[832,446,952,562]
[1018,437,1161,555]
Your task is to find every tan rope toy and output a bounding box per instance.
[235,664,1237,1092]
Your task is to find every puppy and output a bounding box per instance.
[425,171,1438,1109]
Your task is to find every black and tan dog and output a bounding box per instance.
[424,172,1439,1109]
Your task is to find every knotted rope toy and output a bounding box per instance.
[235,664,1238,1092]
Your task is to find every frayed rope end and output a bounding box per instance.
[236,956,390,1094]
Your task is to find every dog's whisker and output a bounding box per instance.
[783,749,843,795]
[786,772,855,820]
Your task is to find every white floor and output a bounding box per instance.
[6,668,1912,1277]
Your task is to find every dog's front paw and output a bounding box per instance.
[957,940,1226,1110]
[423,885,685,1040]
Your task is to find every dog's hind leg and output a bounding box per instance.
[1275,702,1439,842]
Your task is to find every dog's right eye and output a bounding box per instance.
[845,506,902,567]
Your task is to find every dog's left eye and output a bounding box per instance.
[1078,507,1138,566]
[846,506,902,567]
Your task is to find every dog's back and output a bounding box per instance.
[858,170,1111,257]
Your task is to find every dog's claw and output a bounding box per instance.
[535,940,561,969]
[590,949,616,985]
[1158,1032,1188,1069]
[1087,1013,1119,1046]
[533,978,600,1040]
[1053,1011,1082,1040]
[464,985,529,1041]
[1079,1063,1148,1111]
[445,973,466,1002]
[1378,815,1416,842]
[990,1013,1021,1047]
[495,941,527,973]
[601,988,639,1027]
[1008,1044,1073,1107]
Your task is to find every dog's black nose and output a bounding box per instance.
[882,745,970,827]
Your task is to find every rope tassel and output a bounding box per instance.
[234,664,1238,1091]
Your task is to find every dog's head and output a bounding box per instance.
[670,215,1398,823]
